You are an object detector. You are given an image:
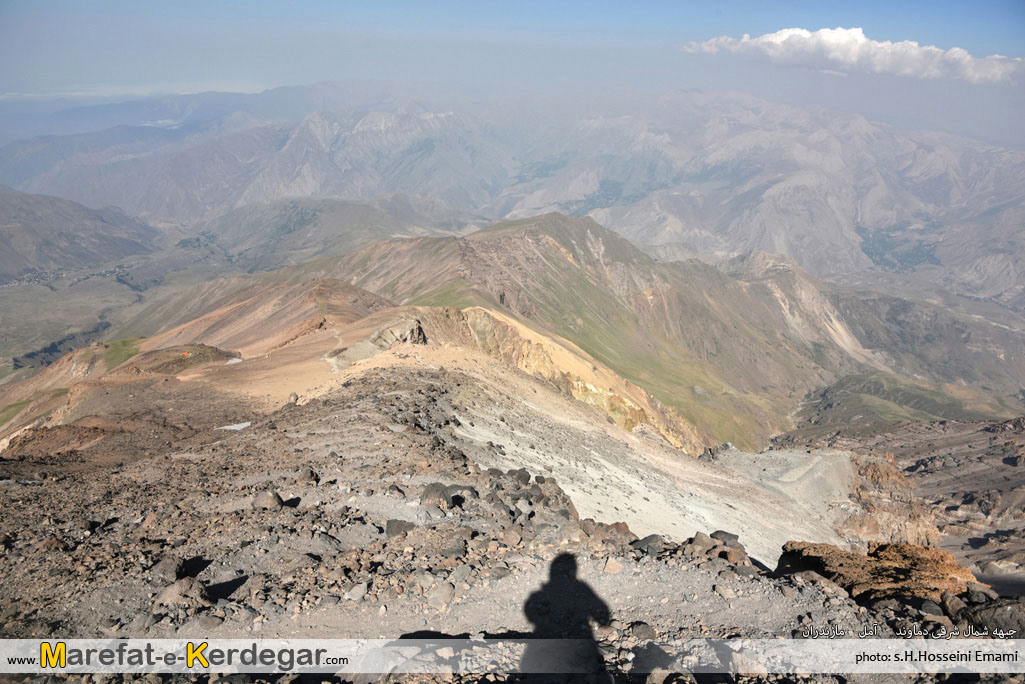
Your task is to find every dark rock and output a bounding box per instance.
[385,519,416,537]
[967,584,1000,604]
[441,540,466,559]
[420,482,451,506]
[630,622,657,641]
[866,598,902,613]
[941,591,968,618]
[711,530,740,544]
[445,484,479,505]
[963,598,1025,634]
[630,534,664,556]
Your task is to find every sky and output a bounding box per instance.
[1,0,1023,144]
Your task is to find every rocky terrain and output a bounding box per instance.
[782,418,1025,599]
[2,288,1023,680]
[1,90,1024,681]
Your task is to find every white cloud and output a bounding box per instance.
[684,27,1023,84]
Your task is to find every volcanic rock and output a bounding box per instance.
[776,541,978,603]
[963,598,1025,634]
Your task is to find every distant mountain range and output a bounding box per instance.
[1,89,1022,312]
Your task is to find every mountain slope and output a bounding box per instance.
[0,277,927,563]
[0,185,160,283]
[138,278,396,358]
[90,212,1025,451]
[295,214,1025,448]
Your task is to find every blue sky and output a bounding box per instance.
[0,1,1022,143]
[2,0,1022,96]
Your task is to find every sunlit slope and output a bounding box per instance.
[315,213,1024,448]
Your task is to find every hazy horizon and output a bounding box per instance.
[1,1,1023,146]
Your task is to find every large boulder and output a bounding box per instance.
[776,541,977,603]
[963,598,1025,635]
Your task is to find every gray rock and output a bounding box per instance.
[711,530,740,544]
[420,482,451,506]
[450,565,472,585]
[190,614,224,630]
[423,506,446,521]
[630,622,657,641]
[427,581,455,610]
[149,555,183,584]
[385,519,416,537]
[714,584,736,600]
[412,571,436,591]
[252,490,284,510]
[630,534,664,556]
[344,582,368,602]
[735,565,760,578]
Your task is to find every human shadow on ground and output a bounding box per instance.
[399,553,675,682]
[515,552,613,679]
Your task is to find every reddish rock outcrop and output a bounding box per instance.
[776,541,979,603]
